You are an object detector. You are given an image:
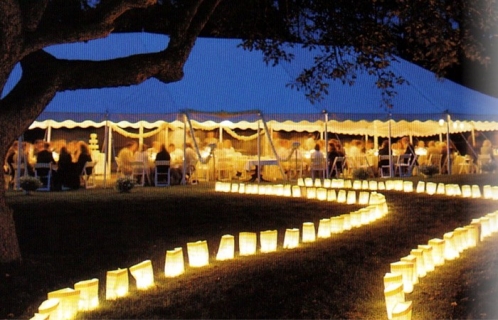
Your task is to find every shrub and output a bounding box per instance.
[419,164,439,177]
[19,176,42,192]
[352,168,369,180]
[115,177,135,192]
[481,162,496,172]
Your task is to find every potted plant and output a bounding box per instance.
[352,168,370,180]
[418,164,439,178]
[115,176,135,193]
[19,176,42,195]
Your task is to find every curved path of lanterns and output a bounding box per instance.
[30,178,498,320]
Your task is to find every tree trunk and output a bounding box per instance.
[0,176,21,263]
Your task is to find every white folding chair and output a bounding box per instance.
[378,155,392,178]
[131,161,149,187]
[81,161,96,189]
[328,156,345,178]
[154,160,171,187]
[427,153,443,174]
[34,163,52,191]
[310,156,327,181]
[215,156,233,181]
[476,154,492,173]
[395,154,413,177]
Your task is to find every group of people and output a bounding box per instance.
[4,139,93,190]
[116,140,199,185]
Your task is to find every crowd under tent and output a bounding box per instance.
[3,32,498,182]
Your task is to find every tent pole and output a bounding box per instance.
[260,113,286,181]
[103,117,109,188]
[257,119,261,182]
[324,112,329,178]
[139,123,144,149]
[388,114,393,178]
[181,114,187,185]
[446,113,451,175]
[47,123,52,142]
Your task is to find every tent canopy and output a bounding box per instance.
[3,32,498,137]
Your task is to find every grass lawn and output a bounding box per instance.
[1,173,498,319]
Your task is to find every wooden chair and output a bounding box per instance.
[34,163,53,191]
[81,161,96,189]
[154,160,170,187]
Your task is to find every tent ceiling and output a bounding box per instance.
[2,32,497,137]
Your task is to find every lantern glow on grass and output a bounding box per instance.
[47,288,80,320]
[187,240,210,267]
[164,247,185,277]
[74,278,99,311]
[239,232,257,256]
[461,185,472,197]
[283,228,300,249]
[216,234,235,261]
[106,268,129,300]
[129,260,154,290]
[409,249,426,278]
[260,230,278,253]
[306,187,317,199]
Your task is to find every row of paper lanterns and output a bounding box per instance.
[218,178,498,200]
[384,210,498,320]
[30,185,388,320]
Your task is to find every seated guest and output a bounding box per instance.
[156,143,181,185]
[75,141,93,177]
[57,146,79,190]
[480,139,495,160]
[117,141,138,175]
[35,142,56,187]
[327,143,342,178]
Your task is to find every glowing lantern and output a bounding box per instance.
[487,212,498,232]
[337,190,347,203]
[302,222,316,242]
[292,185,302,197]
[384,272,403,289]
[164,247,185,277]
[359,191,370,205]
[265,185,276,195]
[239,232,257,256]
[323,179,331,188]
[216,235,235,261]
[471,185,481,198]
[461,185,472,197]
[30,313,49,320]
[258,185,266,195]
[187,240,209,267]
[369,180,378,190]
[483,185,492,199]
[428,238,445,266]
[274,184,284,196]
[409,249,426,278]
[391,301,413,320]
[417,245,434,273]
[74,278,99,311]
[344,179,352,189]
[231,183,239,193]
[400,255,418,285]
[260,230,278,253]
[384,180,394,190]
[362,180,369,190]
[353,180,362,190]
[436,183,446,194]
[129,260,154,290]
[37,299,60,320]
[327,189,337,201]
[215,181,223,192]
[238,183,246,194]
[360,208,370,225]
[106,268,129,300]
[378,181,386,190]
[394,180,404,191]
[426,182,437,195]
[297,177,304,186]
[416,181,425,193]
[247,184,258,194]
[350,210,362,228]
[464,225,479,248]
[480,217,491,240]
[403,181,413,192]
[390,261,414,293]
[453,227,468,252]
[443,232,459,260]
[304,177,313,187]
[330,216,344,234]
[314,179,322,187]
[384,283,405,320]
[47,288,80,320]
[493,187,498,200]
[347,190,357,204]
[283,228,300,249]
[341,214,352,231]
[307,187,317,199]
[283,184,292,197]
[331,179,340,188]
[317,218,331,238]
[316,188,327,201]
